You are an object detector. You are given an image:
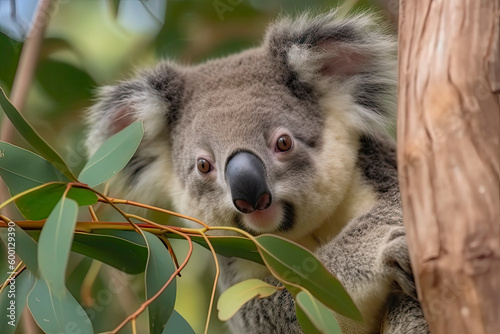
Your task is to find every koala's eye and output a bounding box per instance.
[197,158,212,173]
[276,135,293,152]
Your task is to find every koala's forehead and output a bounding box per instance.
[175,49,323,149]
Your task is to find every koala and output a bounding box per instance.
[86,11,429,334]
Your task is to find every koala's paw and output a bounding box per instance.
[380,226,416,297]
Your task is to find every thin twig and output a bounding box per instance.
[109,233,194,333]
[88,206,98,222]
[99,197,210,229]
[80,260,102,307]
[158,234,181,275]
[78,185,141,233]
[0,262,24,295]
[200,232,220,334]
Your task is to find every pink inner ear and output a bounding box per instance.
[319,43,369,77]
[111,106,135,134]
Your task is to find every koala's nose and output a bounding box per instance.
[225,151,272,214]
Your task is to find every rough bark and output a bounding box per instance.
[397,1,500,334]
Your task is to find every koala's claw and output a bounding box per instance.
[381,227,416,296]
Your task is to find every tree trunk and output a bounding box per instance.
[397,1,500,334]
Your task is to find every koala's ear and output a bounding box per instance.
[265,11,396,131]
[85,63,184,155]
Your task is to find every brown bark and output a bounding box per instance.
[397,1,500,334]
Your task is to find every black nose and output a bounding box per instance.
[225,151,272,214]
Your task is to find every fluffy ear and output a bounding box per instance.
[85,63,184,156]
[265,11,397,134]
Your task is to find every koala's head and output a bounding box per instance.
[86,11,396,241]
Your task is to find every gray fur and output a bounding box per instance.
[85,10,428,334]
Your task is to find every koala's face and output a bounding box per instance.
[170,51,328,238]
[86,12,395,241]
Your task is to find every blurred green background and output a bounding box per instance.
[0,0,397,333]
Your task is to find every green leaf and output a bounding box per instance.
[0,88,76,180]
[0,240,8,284]
[0,224,38,274]
[296,303,321,334]
[28,230,147,274]
[0,141,97,219]
[71,232,147,274]
[295,291,342,334]
[0,270,36,334]
[168,234,263,265]
[217,278,278,321]
[143,231,176,334]
[255,235,362,321]
[97,229,146,246]
[78,122,143,187]
[15,184,97,220]
[162,310,195,334]
[36,59,96,106]
[0,32,21,90]
[0,141,68,193]
[37,197,78,295]
[27,278,93,334]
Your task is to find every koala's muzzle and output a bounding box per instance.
[225,152,272,214]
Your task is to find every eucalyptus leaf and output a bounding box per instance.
[36,60,95,105]
[0,88,76,180]
[168,234,263,264]
[217,278,278,321]
[296,302,322,334]
[72,232,147,274]
[0,270,36,334]
[16,184,96,220]
[27,278,93,334]
[0,32,21,86]
[162,310,195,334]
[0,141,97,219]
[295,291,342,334]
[0,141,68,193]
[255,235,362,321]
[27,231,147,274]
[97,229,146,246]
[37,197,78,295]
[0,240,8,284]
[143,231,177,334]
[78,122,143,187]
[0,224,38,274]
